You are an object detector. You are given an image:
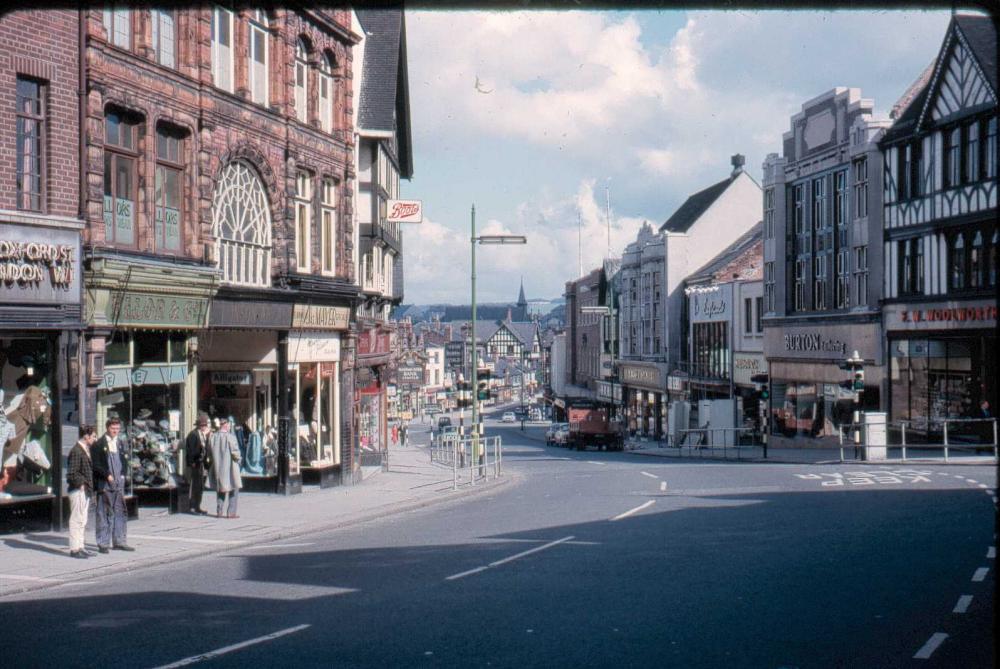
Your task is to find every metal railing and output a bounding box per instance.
[666,427,762,460]
[837,417,998,463]
[430,433,503,489]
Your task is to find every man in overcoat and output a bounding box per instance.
[209,417,242,518]
[185,414,211,514]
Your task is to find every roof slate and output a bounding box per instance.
[659,175,736,233]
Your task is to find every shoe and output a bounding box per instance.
[197,509,209,515]
[70,550,87,559]
[80,549,95,557]
[112,544,135,552]
[98,545,110,554]
[227,514,239,519]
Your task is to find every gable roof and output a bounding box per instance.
[659,175,736,233]
[356,9,413,177]
[955,14,997,94]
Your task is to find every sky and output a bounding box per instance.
[398,8,958,305]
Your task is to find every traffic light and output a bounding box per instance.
[477,380,489,401]
[760,387,769,400]
[853,369,865,391]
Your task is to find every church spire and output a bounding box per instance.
[517,277,527,307]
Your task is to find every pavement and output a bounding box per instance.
[0,428,510,599]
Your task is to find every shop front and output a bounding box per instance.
[618,361,667,439]
[198,296,291,493]
[733,351,767,431]
[355,324,392,474]
[885,300,996,443]
[764,320,882,447]
[288,324,344,488]
[1,221,81,532]
[84,255,217,510]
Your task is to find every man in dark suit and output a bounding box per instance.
[185,414,211,515]
[91,417,133,553]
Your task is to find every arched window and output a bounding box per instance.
[318,51,335,133]
[212,161,272,286]
[970,230,984,288]
[950,232,966,290]
[294,38,310,123]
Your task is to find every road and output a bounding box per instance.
[4,413,996,668]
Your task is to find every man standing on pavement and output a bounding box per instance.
[185,414,211,514]
[400,423,407,447]
[209,417,242,518]
[91,418,134,553]
[66,425,97,558]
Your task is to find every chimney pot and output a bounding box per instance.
[731,153,745,175]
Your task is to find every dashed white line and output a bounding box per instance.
[640,471,659,479]
[988,546,995,559]
[952,595,973,613]
[953,475,966,479]
[611,500,656,522]
[971,567,989,582]
[587,461,606,466]
[977,483,989,489]
[445,536,576,581]
[150,624,311,668]
[965,478,978,484]
[913,632,948,659]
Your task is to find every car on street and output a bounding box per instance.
[546,422,568,445]
[437,416,452,429]
[501,411,516,423]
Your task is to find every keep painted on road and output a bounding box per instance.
[795,470,933,487]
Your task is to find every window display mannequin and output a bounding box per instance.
[0,385,52,496]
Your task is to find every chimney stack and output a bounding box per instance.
[731,153,745,176]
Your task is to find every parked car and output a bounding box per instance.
[553,424,570,446]
[546,422,568,445]
[529,408,542,421]
[501,411,516,423]
[437,416,452,429]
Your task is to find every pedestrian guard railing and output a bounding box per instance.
[664,426,763,460]
[430,433,503,489]
[837,417,997,463]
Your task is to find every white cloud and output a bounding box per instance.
[404,9,952,303]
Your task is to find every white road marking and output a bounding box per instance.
[640,471,659,479]
[978,483,989,488]
[954,475,965,479]
[972,567,989,582]
[988,546,995,559]
[129,534,243,546]
[611,500,656,522]
[0,573,63,583]
[587,461,606,466]
[913,632,948,659]
[965,479,978,484]
[952,595,973,613]
[149,624,311,668]
[445,536,576,581]
[660,481,667,492]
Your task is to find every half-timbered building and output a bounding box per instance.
[879,14,997,433]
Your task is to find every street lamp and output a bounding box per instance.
[470,205,527,463]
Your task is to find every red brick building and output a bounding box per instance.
[81,8,361,500]
[0,10,84,530]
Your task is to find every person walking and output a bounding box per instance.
[185,414,211,515]
[209,417,242,518]
[400,423,407,447]
[91,418,133,553]
[66,425,97,558]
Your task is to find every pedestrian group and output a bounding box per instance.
[66,413,244,558]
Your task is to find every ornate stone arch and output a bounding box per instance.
[212,159,272,286]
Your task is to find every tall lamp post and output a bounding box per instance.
[471,205,527,462]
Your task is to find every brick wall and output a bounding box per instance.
[0,10,80,217]
[85,8,355,280]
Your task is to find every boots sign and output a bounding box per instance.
[386,200,423,224]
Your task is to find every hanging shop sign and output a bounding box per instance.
[357,329,392,356]
[113,292,208,328]
[0,223,80,304]
[98,363,188,390]
[292,304,350,331]
[667,374,687,392]
[210,299,292,329]
[386,199,423,224]
[884,300,997,331]
[397,365,425,387]
[288,332,341,363]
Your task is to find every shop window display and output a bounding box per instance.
[295,363,338,467]
[97,332,189,490]
[199,369,278,477]
[770,381,857,440]
[0,340,54,501]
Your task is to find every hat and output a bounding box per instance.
[196,414,209,427]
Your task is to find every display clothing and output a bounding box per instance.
[92,433,129,549]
